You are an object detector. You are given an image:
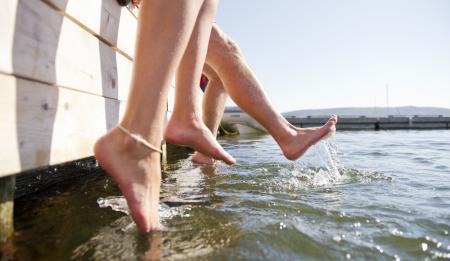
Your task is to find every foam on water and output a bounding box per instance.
[96,196,191,220]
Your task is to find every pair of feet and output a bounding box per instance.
[94,115,337,232]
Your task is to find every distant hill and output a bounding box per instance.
[282,106,450,118]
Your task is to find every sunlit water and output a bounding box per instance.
[12,130,450,260]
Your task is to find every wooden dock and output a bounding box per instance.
[0,0,176,241]
[287,116,450,130]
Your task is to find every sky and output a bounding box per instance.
[215,0,450,112]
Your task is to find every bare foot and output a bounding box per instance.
[94,128,164,232]
[281,115,338,160]
[164,118,236,165]
[192,151,216,165]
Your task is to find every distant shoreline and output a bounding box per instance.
[282,106,450,118]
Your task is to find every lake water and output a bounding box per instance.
[11,130,450,260]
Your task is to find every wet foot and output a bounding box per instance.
[164,118,235,165]
[281,115,338,160]
[192,151,216,165]
[94,128,164,232]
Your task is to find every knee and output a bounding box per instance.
[209,25,243,61]
[223,37,242,58]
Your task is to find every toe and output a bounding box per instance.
[330,115,338,123]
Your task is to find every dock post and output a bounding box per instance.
[0,175,15,243]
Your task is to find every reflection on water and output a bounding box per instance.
[10,130,450,260]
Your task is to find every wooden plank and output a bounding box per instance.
[0,1,18,78]
[0,0,133,101]
[45,0,137,59]
[0,73,125,177]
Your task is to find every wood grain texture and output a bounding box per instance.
[45,0,137,59]
[0,73,125,176]
[0,0,133,101]
[0,0,176,178]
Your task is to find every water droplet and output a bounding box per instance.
[97,197,105,205]
[375,218,380,223]
[421,243,428,252]
[394,254,401,261]
[345,253,351,259]
[352,222,361,228]
[375,245,383,253]
[391,229,403,236]
[279,222,287,230]
[366,219,370,223]
[333,235,342,242]
[437,242,442,248]
[444,230,448,235]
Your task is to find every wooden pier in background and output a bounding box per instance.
[287,115,450,130]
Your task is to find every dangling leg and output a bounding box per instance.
[205,24,337,160]
[164,0,235,165]
[192,64,228,165]
[94,0,206,232]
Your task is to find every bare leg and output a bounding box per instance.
[206,24,337,160]
[94,0,206,232]
[164,0,235,165]
[192,64,228,165]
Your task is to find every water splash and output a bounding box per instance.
[97,196,191,220]
[314,139,341,180]
[292,139,343,187]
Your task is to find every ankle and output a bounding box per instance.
[170,109,203,125]
[274,126,297,148]
[111,127,156,157]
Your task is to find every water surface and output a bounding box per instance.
[12,130,450,260]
